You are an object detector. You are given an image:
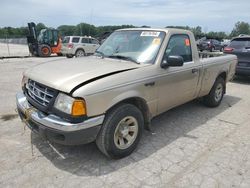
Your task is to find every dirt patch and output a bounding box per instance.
[0,114,19,121]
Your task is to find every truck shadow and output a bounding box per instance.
[31,95,241,177]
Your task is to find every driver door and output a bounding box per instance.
[157,34,201,114]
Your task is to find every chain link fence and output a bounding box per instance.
[0,38,27,45]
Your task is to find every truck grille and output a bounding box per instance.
[26,79,56,107]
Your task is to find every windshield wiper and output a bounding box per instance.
[95,50,105,58]
[108,55,139,64]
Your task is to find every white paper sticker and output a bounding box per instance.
[140,31,160,37]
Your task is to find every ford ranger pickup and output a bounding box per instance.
[16,28,237,159]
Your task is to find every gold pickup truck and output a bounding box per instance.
[16,28,237,159]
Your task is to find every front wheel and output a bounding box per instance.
[96,104,144,159]
[38,45,51,57]
[203,77,225,107]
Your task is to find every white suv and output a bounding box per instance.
[61,36,100,58]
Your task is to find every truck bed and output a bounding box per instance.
[198,53,237,98]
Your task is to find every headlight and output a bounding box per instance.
[21,75,28,89]
[54,93,87,116]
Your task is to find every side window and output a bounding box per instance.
[165,35,192,63]
[90,39,99,44]
[81,38,89,43]
[72,37,80,43]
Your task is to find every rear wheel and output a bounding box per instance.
[203,77,225,107]
[96,104,143,159]
[75,49,85,57]
[38,45,51,57]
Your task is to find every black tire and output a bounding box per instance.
[75,49,85,57]
[96,104,144,159]
[38,45,51,57]
[66,54,73,58]
[203,77,225,107]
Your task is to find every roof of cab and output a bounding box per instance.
[117,27,192,34]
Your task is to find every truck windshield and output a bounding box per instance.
[96,30,165,64]
[37,29,47,43]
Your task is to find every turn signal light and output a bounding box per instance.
[71,100,87,116]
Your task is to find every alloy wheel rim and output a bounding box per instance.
[215,83,223,102]
[114,116,138,150]
[76,50,84,57]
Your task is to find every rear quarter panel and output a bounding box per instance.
[198,54,237,97]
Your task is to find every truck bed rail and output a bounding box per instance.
[199,52,224,59]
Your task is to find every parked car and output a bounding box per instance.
[221,39,231,47]
[196,37,206,46]
[16,28,237,159]
[224,36,250,76]
[97,31,112,44]
[61,36,100,58]
[198,39,224,52]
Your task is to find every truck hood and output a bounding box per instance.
[25,56,145,93]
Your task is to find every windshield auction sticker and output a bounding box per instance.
[152,38,161,45]
[185,39,190,46]
[141,31,160,37]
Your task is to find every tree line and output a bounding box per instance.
[0,21,249,40]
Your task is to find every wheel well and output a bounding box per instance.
[76,48,85,53]
[107,97,151,129]
[218,72,226,81]
[217,72,227,93]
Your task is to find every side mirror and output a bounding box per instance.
[161,55,184,69]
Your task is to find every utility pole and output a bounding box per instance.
[88,9,93,36]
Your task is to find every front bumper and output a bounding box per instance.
[16,92,104,145]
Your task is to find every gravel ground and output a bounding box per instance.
[0,56,250,188]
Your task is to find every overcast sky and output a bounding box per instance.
[1,0,250,33]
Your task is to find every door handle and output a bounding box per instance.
[145,82,155,87]
[192,68,199,74]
